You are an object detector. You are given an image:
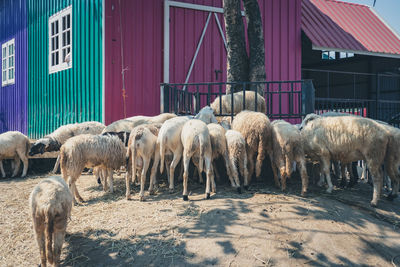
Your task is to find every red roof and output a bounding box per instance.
[302,0,400,58]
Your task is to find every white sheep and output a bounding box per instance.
[231,111,273,187]
[225,130,249,188]
[194,106,218,124]
[126,123,162,200]
[29,176,73,267]
[158,116,190,192]
[29,121,105,173]
[207,123,241,192]
[211,90,266,115]
[0,131,30,178]
[301,116,389,207]
[103,113,176,133]
[271,120,309,196]
[181,119,215,200]
[60,134,126,204]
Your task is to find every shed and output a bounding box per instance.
[0,0,27,134]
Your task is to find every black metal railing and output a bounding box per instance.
[161,80,314,123]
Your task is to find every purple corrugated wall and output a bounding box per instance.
[0,0,27,134]
[105,0,301,124]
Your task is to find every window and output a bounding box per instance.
[2,39,15,86]
[49,6,72,74]
[322,50,336,60]
[339,52,354,59]
[322,50,355,60]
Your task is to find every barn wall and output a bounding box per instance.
[0,0,27,134]
[28,0,103,139]
[104,0,302,123]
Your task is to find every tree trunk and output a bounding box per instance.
[223,0,249,95]
[243,0,266,96]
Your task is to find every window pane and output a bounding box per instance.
[67,31,70,45]
[55,36,59,49]
[55,20,59,34]
[9,68,14,79]
[62,16,66,31]
[55,51,59,65]
[2,59,6,69]
[51,37,55,51]
[63,49,66,62]
[348,52,354,57]
[2,47,6,57]
[9,56,13,67]
[329,51,336,59]
[67,14,70,29]
[51,53,55,66]
[9,44,13,55]
[51,22,55,36]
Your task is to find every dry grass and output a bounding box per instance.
[1,172,400,266]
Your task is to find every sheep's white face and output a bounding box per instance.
[299,113,321,130]
[195,106,218,124]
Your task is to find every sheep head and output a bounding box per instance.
[29,138,61,156]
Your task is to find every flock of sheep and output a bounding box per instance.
[0,91,399,266]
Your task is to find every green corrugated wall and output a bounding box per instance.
[28,0,102,139]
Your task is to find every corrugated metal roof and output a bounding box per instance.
[302,0,400,58]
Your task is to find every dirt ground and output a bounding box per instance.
[1,171,400,267]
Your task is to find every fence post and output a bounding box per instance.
[161,84,170,113]
[302,80,315,116]
[375,74,380,120]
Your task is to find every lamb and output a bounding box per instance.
[158,116,190,192]
[211,91,266,115]
[60,134,126,204]
[231,111,273,187]
[301,116,389,207]
[29,176,73,267]
[103,113,177,133]
[180,119,215,200]
[0,131,30,178]
[207,123,241,191]
[29,121,105,173]
[225,130,249,188]
[270,120,309,196]
[126,125,161,201]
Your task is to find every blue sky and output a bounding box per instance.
[340,0,400,35]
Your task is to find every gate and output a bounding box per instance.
[161,80,313,123]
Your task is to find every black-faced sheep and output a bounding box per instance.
[301,116,389,207]
[29,121,105,173]
[231,111,273,187]
[211,91,266,115]
[181,119,215,200]
[0,131,30,178]
[29,176,73,267]
[60,134,126,204]
[271,120,309,196]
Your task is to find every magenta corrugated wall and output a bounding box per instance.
[104,0,301,124]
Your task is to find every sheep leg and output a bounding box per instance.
[70,179,84,203]
[139,159,150,201]
[385,164,399,200]
[270,160,281,189]
[361,161,367,180]
[238,151,249,189]
[148,155,159,195]
[213,161,221,182]
[53,227,66,267]
[33,219,47,267]
[11,156,21,177]
[0,160,5,177]
[52,155,61,173]
[348,162,358,187]
[108,168,114,193]
[246,152,255,189]
[322,158,334,193]
[182,154,190,201]
[369,163,383,207]
[223,151,239,188]
[298,158,309,197]
[205,156,213,198]
[169,151,182,192]
[339,163,347,188]
[18,150,29,178]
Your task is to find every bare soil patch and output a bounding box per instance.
[1,172,399,266]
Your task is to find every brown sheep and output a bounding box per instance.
[231,111,273,188]
[29,176,73,267]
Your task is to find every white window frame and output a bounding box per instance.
[48,5,72,74]
[2,38,15,86]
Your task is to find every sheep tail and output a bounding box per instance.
[60,150,68,180]
[159,136,165,173]
[45,208,54,264]
[25,139,31,158]
[198,136,204,174]
[131,140,137,183]
[256,133,266,177]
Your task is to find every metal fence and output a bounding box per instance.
[161,80,315,123]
